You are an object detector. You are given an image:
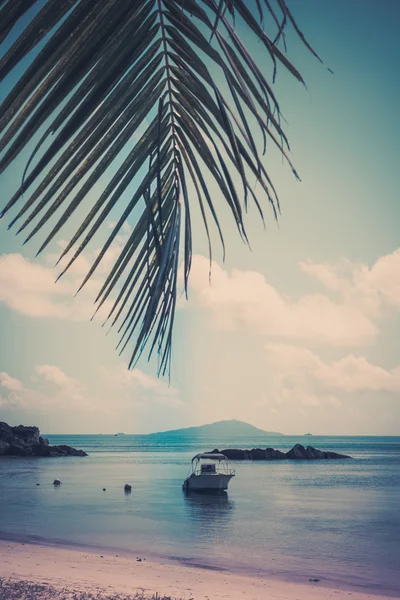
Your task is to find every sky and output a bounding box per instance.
[0,0,399,435]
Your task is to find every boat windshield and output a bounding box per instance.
[189,454,235,477]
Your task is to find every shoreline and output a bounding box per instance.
[2,531,398,596]
[1,539,399,600]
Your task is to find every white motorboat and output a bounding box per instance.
[182,453,235,492]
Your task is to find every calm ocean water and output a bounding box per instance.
[0,434,399,595]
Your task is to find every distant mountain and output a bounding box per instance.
[149,419,283,437]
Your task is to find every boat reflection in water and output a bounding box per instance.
[183,489,235,540]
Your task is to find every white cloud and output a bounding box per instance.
[300,248,400,317]
[0,361,183,433]
[0,365,91,411]
[0,372,24,392]
[3,241,398,353]
[35,365,75,387]
[0,252,115,322]
[101,362,183,407]
[188,254,378,346]
[0,224,134,323]
[33,364,90,408]
[0,253,91,320]
[0,372,30,410]
[264,343,400,408]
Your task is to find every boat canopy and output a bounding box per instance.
[192,453,227,461]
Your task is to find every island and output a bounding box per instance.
[0,422,87,457]
[149,419,284,437]
[208,443,351,460]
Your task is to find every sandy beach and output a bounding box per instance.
[0,540,398,600]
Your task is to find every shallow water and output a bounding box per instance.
[0,434,399,594]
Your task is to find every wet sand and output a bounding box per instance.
[0,540,398,600]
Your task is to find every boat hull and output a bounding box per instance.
[183,473,234,492]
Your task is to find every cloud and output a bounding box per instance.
[0,253,104,321]
[0,372,27,410]
[100,362,183,407]
[0,365,89,411]
[263,343,400,408]
[35,365,76,387]
[0,224,134,323]
[34,364,89,408]
[0,372,23,392]
[3,240,398,352]
[0,361,183,433]
[188,254,379,346]
[300,248,400,317]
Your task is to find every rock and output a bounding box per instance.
[103,488,106,491]
[209,444,351,460]
[286,444,351,460]
[0,440,10,456]
[47,444,87,457]
[265,447,287,460]
[213,448,253,460]
[36,483,40,486]
[124,484,132,492]
[0,421,87,458]
[213,447,286,460]
[248,448,266,460]
[10,424,40,446]
[323,449,351,459]
[285,443,310,459]
[53,479,62,486]
[0,421,40,455]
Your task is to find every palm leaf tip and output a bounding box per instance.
[0,0,321,375]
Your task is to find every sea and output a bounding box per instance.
[0,433,399,596]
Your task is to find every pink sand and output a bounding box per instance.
[0,540,397,600]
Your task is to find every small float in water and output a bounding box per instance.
[182,453,235,493]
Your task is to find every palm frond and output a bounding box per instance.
[0,0,320,375]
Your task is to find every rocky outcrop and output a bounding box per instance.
[210,447,287,460]
[0,439,11,456]
[0,422,87,457]
[285,443,350,460]
[210,443,351,460]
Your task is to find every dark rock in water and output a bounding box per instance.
[53,479,62,486]
[46,444,87,457]
[0,421,87,458]
[265,447,287,459]
[0,440,11,456]
[210,444,351,460]
[211,448,252,460]
[124,484,132,492]
[0,422,39,455]
[285,444,351,460]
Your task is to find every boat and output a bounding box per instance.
[182,453,235,493]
